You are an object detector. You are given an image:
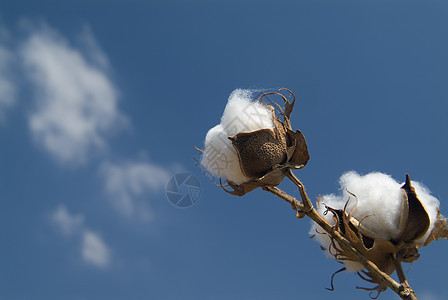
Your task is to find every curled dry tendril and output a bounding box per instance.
[326,267,346,291]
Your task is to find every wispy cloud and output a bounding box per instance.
[419,291,441,300]
[77,26,110,70]
[82,230,110,268]
[51,205,84,237]
[0,41,16,121]
[21,25,127,164]
[100,159,171,221]
[50,205,111,268]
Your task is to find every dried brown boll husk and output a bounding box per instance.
[321,199,396,294]
[223,89,310,196]
[395,174,430,243]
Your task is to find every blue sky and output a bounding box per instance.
[0,1,447,299]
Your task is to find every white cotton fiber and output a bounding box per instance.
[201,89,275,184]
[201,124,248,185]
[220,89,274,136]
[340,172,404,241]
[309,172,404,243]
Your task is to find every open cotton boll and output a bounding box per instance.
[338,172,441,242]
[201,89,276,185]
[200,124,249,185]
[340,172,404,241]
[310,171,443,272]
[309,172,405,243]
[220,89,274,136]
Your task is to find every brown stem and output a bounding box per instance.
[392,255,417,299]
[263,173,419,300]
[284,169,313,213]
[393,255,409,286]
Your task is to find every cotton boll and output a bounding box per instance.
[201,124,249,185]
[337,172,441,243]
[201,89,275,185]
[310,171,444,274]
[220,89,274,136]
[340,172,404,241]
[201,88,309,196]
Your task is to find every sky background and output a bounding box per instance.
[0,0,447,299]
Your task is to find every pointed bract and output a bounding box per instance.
[397,174,430,242]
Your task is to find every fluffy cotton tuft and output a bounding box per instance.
[201,124,248,185]
[220,89,274,135]
[340,172,404,240]
[309,171,441,272]
[201,89,274,184]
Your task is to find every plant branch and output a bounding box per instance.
[263,170,419,300]
[392,255,416,299]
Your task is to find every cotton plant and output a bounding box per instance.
[199,88,448,300]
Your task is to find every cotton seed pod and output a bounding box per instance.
[225,89,309,195]
[200,88,309,196]
[228,124,287,179]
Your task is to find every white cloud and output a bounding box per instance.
[0,44,15,121]
[51,205,84,237]
[21,25,127,164]
[82,230,110,268]
[50,205,111,268]
[100,160,171,221]
[77,26,109,70]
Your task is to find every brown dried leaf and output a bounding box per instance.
[223,169,287,197]
[222,180,259,196]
